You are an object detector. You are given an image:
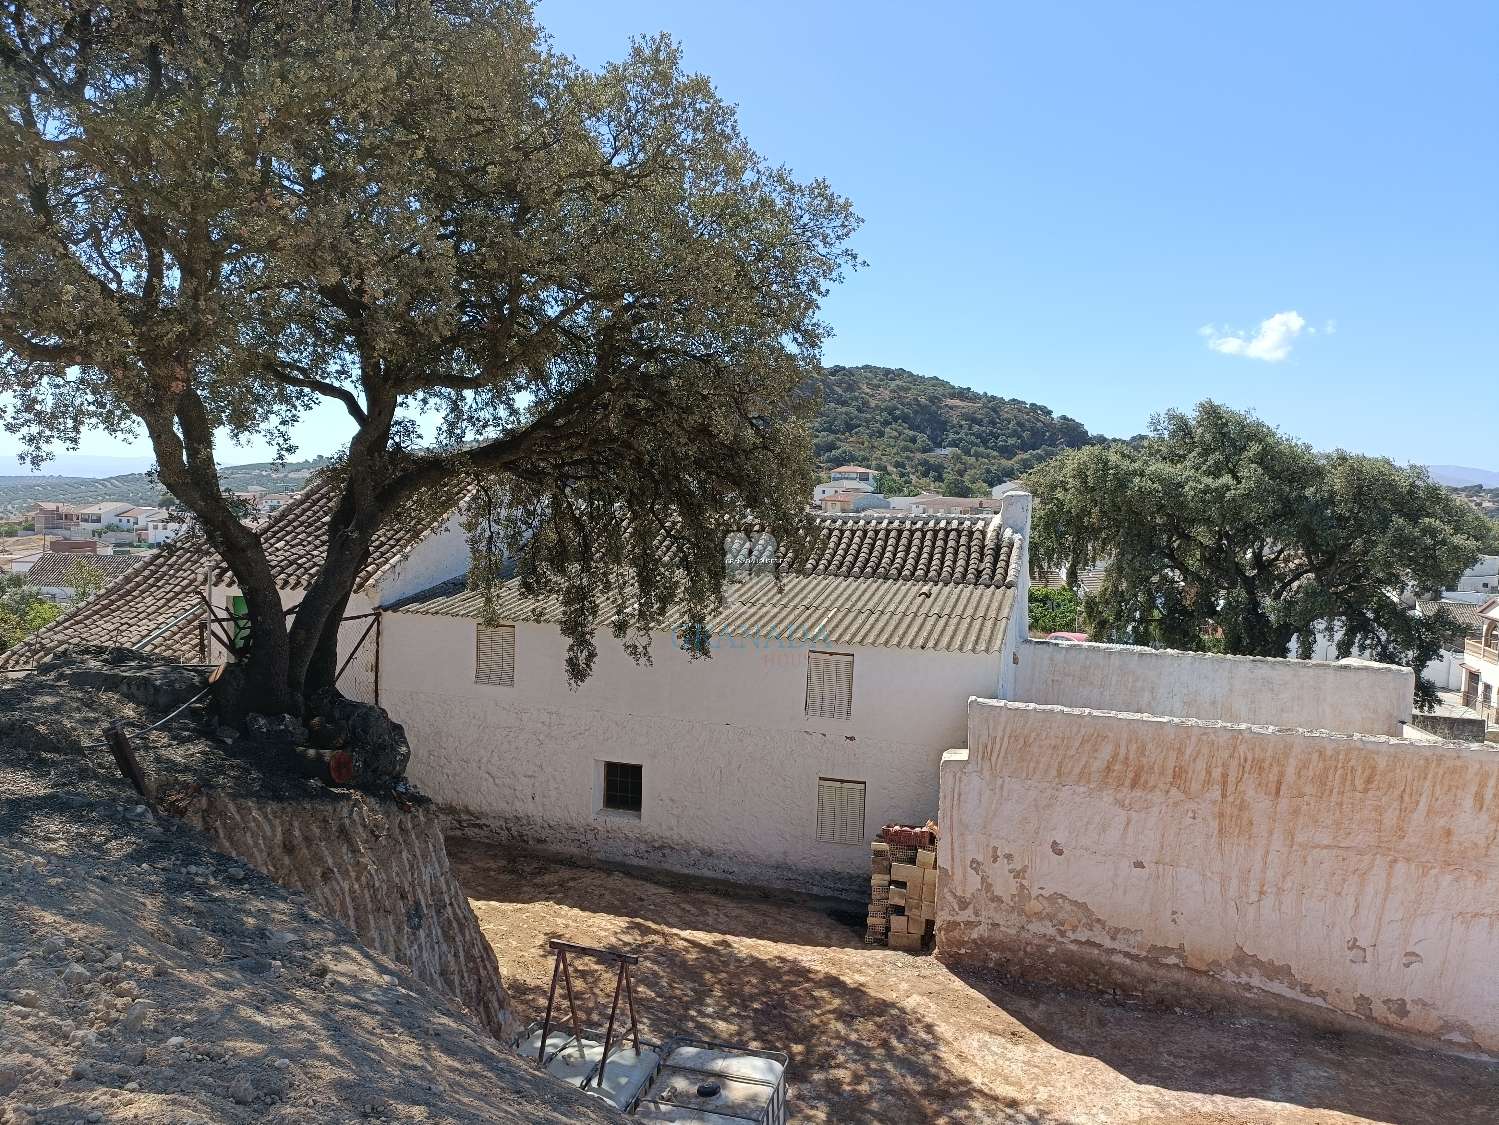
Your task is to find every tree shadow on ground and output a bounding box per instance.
[504,920,1062,1125]
[949,963,1499,1125]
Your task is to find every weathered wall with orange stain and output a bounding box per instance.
[937,699,1499,1054]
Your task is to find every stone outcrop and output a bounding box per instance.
[161,784,514,1041]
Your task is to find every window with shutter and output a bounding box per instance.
[475,624,515,686]
[816,778,866,845]
[804,651,854,720]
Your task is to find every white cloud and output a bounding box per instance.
[1201,310,1308,362]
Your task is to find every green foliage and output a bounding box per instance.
[63,558,106,602]
[0,522,18,536]
[0,573,59,653]
[812,366,1098,496]
[0,1,858,705]
[1028,586,1081,635]
[1027,402,1499,708]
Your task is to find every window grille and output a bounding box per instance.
[602,762,643,814]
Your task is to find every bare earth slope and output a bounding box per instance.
[0,658,616,1125]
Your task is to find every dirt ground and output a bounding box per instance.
[451,841,1499,1125]
[0,653,616,1125]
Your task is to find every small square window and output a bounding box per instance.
[602,761,642,815]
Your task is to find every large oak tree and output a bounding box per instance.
[1027,402,1498,708]
[0,0,857,717]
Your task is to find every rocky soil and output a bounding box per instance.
[0,651,616,1125]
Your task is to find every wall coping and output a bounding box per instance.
[969,696,1498,757]
[1022,637,1412,679]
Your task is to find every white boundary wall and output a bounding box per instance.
[1014,639,1413,735]
[938,698,1499,1054]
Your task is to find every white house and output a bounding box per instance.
[1460,596,1499,726]
[144,514,190,545]
[75,502,135,533]
[1452,555,1499,596]
[812,479,874,502]
[377,497,1031,897]
[828,464,877,486]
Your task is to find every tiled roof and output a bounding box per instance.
[391,514,1024,654]
[0,476,449,668]
[1419,598,1486,641]
[22,552,145,587]
[0,540,215,667]
[217,478,460,591]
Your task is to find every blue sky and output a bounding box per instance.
[6,0,1495,472]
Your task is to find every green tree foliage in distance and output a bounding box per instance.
[0,573,58,654]
[0,1,857,718]
[1026,401,1499,708]
[63,557,106,603]
[1028,585,1081,635]
[811,365,1100,497]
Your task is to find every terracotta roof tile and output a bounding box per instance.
[0,476,446,668]
[21,552,144,587]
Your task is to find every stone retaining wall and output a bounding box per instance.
[163,785,514,1041]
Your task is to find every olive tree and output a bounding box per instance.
[1,0,858,718]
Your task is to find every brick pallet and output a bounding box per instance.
[865,824,938,951]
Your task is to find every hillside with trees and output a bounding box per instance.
[812,365,1100,496]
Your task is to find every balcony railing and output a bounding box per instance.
[1465,637,1499,666]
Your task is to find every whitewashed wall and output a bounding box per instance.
[1014,638,1413,735]
[379,610,1002,897]
[938,699,1499,1055]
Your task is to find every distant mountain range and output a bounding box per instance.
[1427,465,1499,489]
[0,458,331,522]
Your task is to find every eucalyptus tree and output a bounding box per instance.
[1027,401,1498,707]
[1,1,858,718]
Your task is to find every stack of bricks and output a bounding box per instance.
[865,824,938,951]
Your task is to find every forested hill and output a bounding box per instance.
[812,365,1101,496]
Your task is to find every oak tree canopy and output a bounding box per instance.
[1027,402,1498,708]
[0,0,858,716]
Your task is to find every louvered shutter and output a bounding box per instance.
[475,624,515,686]
[805,651,854,720]
[816,778,866,845]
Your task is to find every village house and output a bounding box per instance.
[377,500,1028,896]
[14,549,139,602]
[75,500,135,533]
[29,502,80,535]
[1461,596,1499,726]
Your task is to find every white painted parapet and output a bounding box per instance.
[1013,638,1413,735]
